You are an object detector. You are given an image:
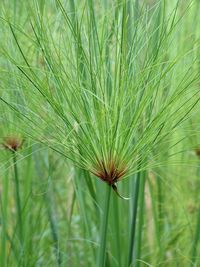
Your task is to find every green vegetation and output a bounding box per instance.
[0,0,200,266]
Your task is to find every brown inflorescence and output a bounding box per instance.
[2,136,24,152]
[92,160,126,186]
[195,148,200,158]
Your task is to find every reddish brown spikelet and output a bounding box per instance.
[195,148,200,157]
[92,159,126,186]
[3,136,23,152]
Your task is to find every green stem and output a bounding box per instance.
[156,176,165,262]
[128,171,141,267]
[157,178,164,235]
[0,169,9,267]
[97,184,111,267]
[190,208,200,266]
[112,197,121,267]
[45,190,62,266]
[75,169,96,264]
[148,177,162,265]
[135,172,146,267]
[190,165,200,266]
[12,151,23,244]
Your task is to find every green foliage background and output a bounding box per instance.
[0,0,200,266]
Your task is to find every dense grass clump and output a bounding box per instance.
[0,0,200,266]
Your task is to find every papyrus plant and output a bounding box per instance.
[0,0,200,266]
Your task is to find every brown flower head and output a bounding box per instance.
[91,159,129,199]
[2,136,24,152]
[92,160,126,185]
[195,148,200,158]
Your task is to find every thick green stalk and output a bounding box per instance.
[12,152,23,244]
[0,170,9,267]
[190,209,200,266]
[43,152,62,266]
[97,184,111,267]
[45,187,62,267]
[128,171,141,267]
[156,176,165,262]
[135,172,146,267]
[190,165,200,266]
[74,169,96,264]
[157,178,164,235]
[112,197,121,267]
[147,177,163,265]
